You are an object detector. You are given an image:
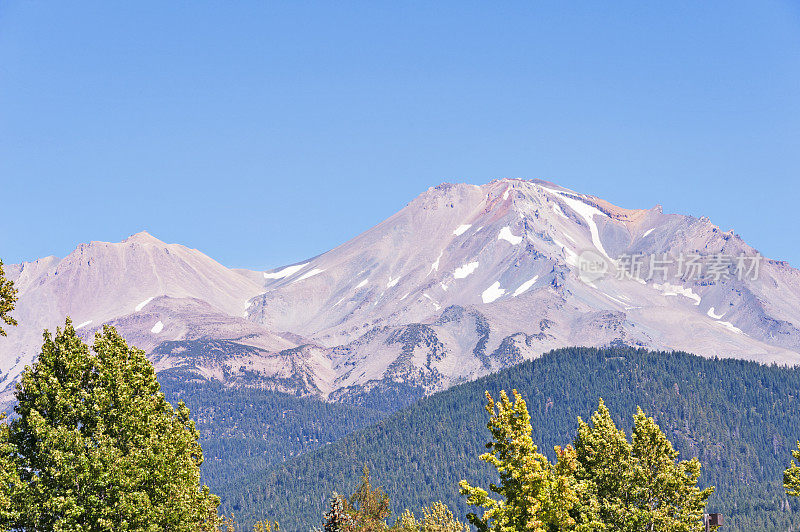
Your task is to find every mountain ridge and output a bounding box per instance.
[2,178,799,407]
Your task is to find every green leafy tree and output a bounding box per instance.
[392,502,466,532]
[783,441,800,497]
[2,319,220,531]
[0,259,17,337]
[0,414,21,527]
[0,258,19,528]
[459,390,599,532]
[572,400,713,531]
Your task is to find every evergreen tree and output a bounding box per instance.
[461,392,711,532]
[784,441,800,497]
[459,390,598,532]
[0,259,17,337]
[324,493,352,532]
[2,320,220,531]
[572,400,713,531]
[253,518,280,531]
[391,502,466,532]
[182,347,799,530]
[345,465,392,531]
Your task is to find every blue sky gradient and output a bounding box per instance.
[1,1,798,269]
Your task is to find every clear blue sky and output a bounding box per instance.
[1,1,799,269]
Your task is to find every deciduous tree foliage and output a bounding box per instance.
[0,319,220,531]
[0,259,17,337]
[462,392,713,532]
[0,413,21,526]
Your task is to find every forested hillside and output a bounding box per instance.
[217,347,800,531]
[158,368,387,488]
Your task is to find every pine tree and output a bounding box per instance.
[253,518,281,531]
[344,465,391,531]
[324,493,352,532]
[2,320,220,530]
[461,392,711,532]
[391,502,466,532]
[459,390,594,532]
[0,259,17,337]
[573,400,713,531]
[783,441,800,496]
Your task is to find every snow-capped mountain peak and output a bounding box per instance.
[3,179,799,406]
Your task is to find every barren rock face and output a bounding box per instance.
[3,179,799,406]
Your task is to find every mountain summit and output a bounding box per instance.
[241,178,799,402]
[3,179,799,405]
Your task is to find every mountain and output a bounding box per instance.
[0,231,298,404]
[245,179,800,403]
[218,347,800,532]
[3,179,800,407]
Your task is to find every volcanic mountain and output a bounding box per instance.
[0,232,300,403]
[3,179,799,406]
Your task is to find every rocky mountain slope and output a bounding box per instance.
[0,232,296,403]
[3,179,799,406]
[245,179,800,402]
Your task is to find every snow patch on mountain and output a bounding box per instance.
[643,228,655,237]
[498,227,522,245]
[653,282,701,305]
[423,293,441,310]
[151,321,164,334]
[482,281,506,303]
[430,251,443,274]
[356,279,368,289]
[294,268,325,283]
[135,297,155,312]
[453,261,480,279]
[552,203,568,220]
[386,276,400,288]
[264,263,309,280]
[717,320,744,334]
[707,307,725,319]
[560,198,608,256]
[76,320,92,329]
[553,239,580,268]
[513,276,539,297]
[543,187,610,259]
[453,224,472,236]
